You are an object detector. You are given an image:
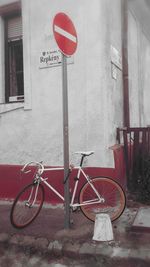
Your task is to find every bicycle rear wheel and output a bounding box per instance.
[79,177,126,222]
[10,183,45,229]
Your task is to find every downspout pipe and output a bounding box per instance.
[121,0,130,127]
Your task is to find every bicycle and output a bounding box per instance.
[10,151,126,229]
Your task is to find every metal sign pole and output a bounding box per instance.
[62,53,70,229]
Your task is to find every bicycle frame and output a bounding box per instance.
[38,165,104,208]
[11,152,126,228]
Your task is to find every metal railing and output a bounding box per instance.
[117,127,150,191]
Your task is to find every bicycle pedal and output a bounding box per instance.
[72,206,79,212]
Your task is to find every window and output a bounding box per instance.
[5,15,24,103]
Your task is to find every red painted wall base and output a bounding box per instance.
[0,144,127,204]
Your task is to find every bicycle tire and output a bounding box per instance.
[79,177,126,222]
[10,183,45,229]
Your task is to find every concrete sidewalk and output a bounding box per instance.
[0,200,150,266]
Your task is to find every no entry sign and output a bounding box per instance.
[53,12,77,56]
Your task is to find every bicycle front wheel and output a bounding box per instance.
[79,177,126,222]
[10,183,45,229]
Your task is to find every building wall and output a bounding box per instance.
[128,0,150,127]
[1,0,150,201]
[0,0,124,168]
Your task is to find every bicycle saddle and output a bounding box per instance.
[75,151,94,156]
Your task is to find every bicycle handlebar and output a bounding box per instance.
[21,161,44,175]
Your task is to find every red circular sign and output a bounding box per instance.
[53,12,78,56]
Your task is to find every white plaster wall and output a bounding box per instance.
[128,1,150,127]
[0,0,16,4]
[0,16,4,104]
[0,0,123,167]
[128,11,141,126]
[141,32,150,126]
[103,0,123,165]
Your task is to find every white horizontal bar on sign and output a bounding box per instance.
[54,25,77,43]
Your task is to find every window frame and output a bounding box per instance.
[0,1,23,104]
[5,13,24,103]
[0,1,32,111]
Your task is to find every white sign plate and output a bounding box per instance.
[111,45,122,70]
[39,48,74,69]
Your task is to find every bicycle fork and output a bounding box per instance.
[25,182,40,208]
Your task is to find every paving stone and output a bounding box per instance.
[79,242,96,257]
[34,237,49,250]
[20,235,36,247]
[48,264,67,267]
[48,240,63,256]
[132,207,150,229]
[0,233,9,242]
[48,241,53,251]
[111,247,131,258]
[95,243,113,257]
[9,234,24,245]
[28,255,41,266]
[63,241,80,258]
[129,248,150,261]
